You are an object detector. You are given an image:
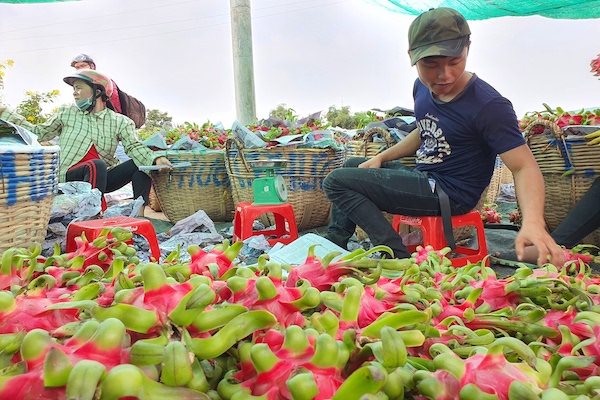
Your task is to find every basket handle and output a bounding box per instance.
[225,136,252,173]
[363,126,395,146]
[524,119,578,173]
[524,119,563,142]
[361,127,395,157]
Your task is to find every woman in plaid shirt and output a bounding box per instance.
[0,69,171,205]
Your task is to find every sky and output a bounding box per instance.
[1,0,599,127]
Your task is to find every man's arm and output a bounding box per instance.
[360,128,421,168]
[500,144,564,265]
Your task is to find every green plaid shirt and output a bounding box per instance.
[0,105,155,182]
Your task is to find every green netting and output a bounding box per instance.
[0,0,78,3]
[367,0,600,19]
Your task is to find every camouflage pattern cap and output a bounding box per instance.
[408,7,471,65]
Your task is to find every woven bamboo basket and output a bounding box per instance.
[148,184,161,212]
[0,146,60,252]
[525,119,600,245]
[150,149,234,223]
[225,138,345,231]
[485,157,513,205]
[347,127,394,157]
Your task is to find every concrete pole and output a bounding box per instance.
[230,0,257,124]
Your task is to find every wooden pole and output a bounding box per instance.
[230,0,257,124]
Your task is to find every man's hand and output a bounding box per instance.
[515,223,564,266]
[0,105,6,114]
[153,156,172,169]
[358,156,382,169]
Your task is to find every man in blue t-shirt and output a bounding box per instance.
[323,7,563,266]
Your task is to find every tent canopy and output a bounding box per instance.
[367,0,600,20]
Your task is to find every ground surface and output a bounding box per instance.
[142,203,534,278]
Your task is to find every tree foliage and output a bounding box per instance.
[0,59,14,83]
[325,106,356,129]
[0,59,14,102]
[325,106,381,129]
[137,108,173,139]
[15,89,60,124]
[269,104,298,122]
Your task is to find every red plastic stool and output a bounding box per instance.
[233,202,299,246]
[66,216,161,260]
[391,210,488,267]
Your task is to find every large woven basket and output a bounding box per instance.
[150,149,234,223]
[525,119,600,245]
[345,127,417,167]
[148,184,161,212]
[225,138,345,231]
[485,157,513,205]
[0,146,60,252]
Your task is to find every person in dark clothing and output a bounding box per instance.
[323,7,563,266]
[522,177,600,263]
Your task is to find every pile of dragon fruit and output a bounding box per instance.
[1,227,599,400]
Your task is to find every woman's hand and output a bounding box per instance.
[153,156,172,169]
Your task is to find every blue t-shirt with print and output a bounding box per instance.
[413,76,525,210]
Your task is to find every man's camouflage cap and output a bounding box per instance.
[408,7,471,65]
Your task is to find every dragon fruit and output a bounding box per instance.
[591,53,600,78]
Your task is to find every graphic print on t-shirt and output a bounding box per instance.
[416,113,451,164]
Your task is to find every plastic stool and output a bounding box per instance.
[66,216,161,260]
[391,210,488,267]
[233,202,299,246]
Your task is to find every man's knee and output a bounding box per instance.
[323,170,338,194]
[344,157,367,168]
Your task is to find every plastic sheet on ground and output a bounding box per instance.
[50,182,102,221]
[157,210,224,260]
[239,235,272,263]
[103,196,145,218]
[104,183,133,206]
[268,233,349,265]
[169,210,219,235]
[498,183,516,202]
[44,182,102,255]
[159,233,224,261]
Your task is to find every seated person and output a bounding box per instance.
[0,69,171,205]
[323,7,563,266]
